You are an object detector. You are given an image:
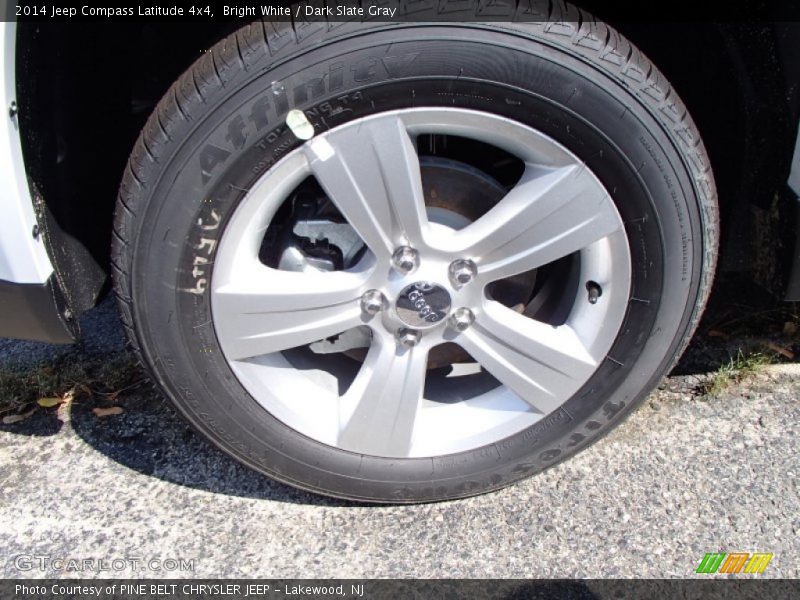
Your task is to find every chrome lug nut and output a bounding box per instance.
[397,328,421,348]
[449,307,475,332]
[392,246,419,274]
[449,259,477,286]
[360,289,385,316]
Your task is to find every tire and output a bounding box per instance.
[112,1,718,503]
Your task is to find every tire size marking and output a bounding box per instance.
[639,135,690,282]
[181,208,220,295]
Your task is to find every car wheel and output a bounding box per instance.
[112,2,718,502]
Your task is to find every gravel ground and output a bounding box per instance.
[0,297,798,579]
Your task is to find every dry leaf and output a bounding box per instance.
[56,402,70,423]
[92,406,123,418]
[56,387,78,422]
[708,329,729,339]
[764,341,794,360]
[2,407,37,424]
[37,397,63,408]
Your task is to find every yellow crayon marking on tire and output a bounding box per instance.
[285,109,314,140]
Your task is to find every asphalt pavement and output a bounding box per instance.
[0,297,798,579]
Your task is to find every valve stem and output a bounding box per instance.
[586,281,602,304]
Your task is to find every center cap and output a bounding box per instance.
[396,282,451,328]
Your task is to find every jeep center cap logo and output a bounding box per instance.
[396,282,451,328]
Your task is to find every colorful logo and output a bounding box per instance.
[696,552,773,574]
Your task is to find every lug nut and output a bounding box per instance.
[397,328,420,348]
[361,289,385,316]
[449,259,477,286]
[449,307,475,332]
[392,246,419,274]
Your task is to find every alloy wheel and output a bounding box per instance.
[211,108,631,458]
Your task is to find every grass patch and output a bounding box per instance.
[0,353,144,418]
[701,349,772,397]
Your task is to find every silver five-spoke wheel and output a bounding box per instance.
[211,108,631,458]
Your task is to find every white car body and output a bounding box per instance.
[0,22,53,284]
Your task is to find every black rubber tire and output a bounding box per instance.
[112,1,718,503]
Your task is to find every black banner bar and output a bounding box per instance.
[2,580,800,600]
[5,0,800,23]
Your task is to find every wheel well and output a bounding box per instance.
[15,18,799,316]
[611,20,799,290]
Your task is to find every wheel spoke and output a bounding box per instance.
[213,269,366,360]
[338,337,429,456]
[452,164,622,282]
[303,114,428,259]
[457,301,598,414]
